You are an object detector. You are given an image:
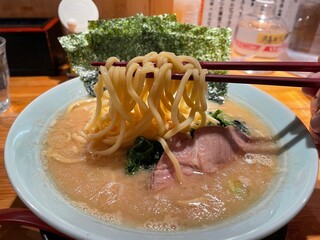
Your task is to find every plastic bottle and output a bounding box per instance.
[233,0,288,60]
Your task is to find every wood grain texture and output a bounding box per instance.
[0,0,61,18]
[0,0,173,19]
[0,74,319,239]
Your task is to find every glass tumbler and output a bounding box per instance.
[0,37,10,113]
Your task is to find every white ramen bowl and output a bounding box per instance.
[5,77,319,240]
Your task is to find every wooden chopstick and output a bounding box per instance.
[91,61,320,88]
[142,73,320,88]
[91,61,320,72]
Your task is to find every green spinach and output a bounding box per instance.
[209,109,250,135]
[125,137,164,175]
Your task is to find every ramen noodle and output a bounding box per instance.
[84,52,211,182]
[43,52,280,231]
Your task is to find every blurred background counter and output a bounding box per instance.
[0,0,319,76]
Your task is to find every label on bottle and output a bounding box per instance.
[234,27,287,58]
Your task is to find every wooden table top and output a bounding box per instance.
[0,74,319,240]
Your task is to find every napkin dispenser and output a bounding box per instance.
[0,18,66,76]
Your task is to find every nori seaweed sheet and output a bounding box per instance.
[58,14,231,102]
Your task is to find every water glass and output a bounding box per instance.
[0,36,10,113]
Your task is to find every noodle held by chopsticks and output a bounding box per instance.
[85,52,209,183]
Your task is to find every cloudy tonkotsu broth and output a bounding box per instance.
[43,99,279,231]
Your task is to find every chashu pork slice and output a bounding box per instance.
[150,126,250,190]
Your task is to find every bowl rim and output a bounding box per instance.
[4,77,319,240]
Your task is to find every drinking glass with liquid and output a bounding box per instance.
[0,36,10,113]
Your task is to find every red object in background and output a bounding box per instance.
[0,18,66,76]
